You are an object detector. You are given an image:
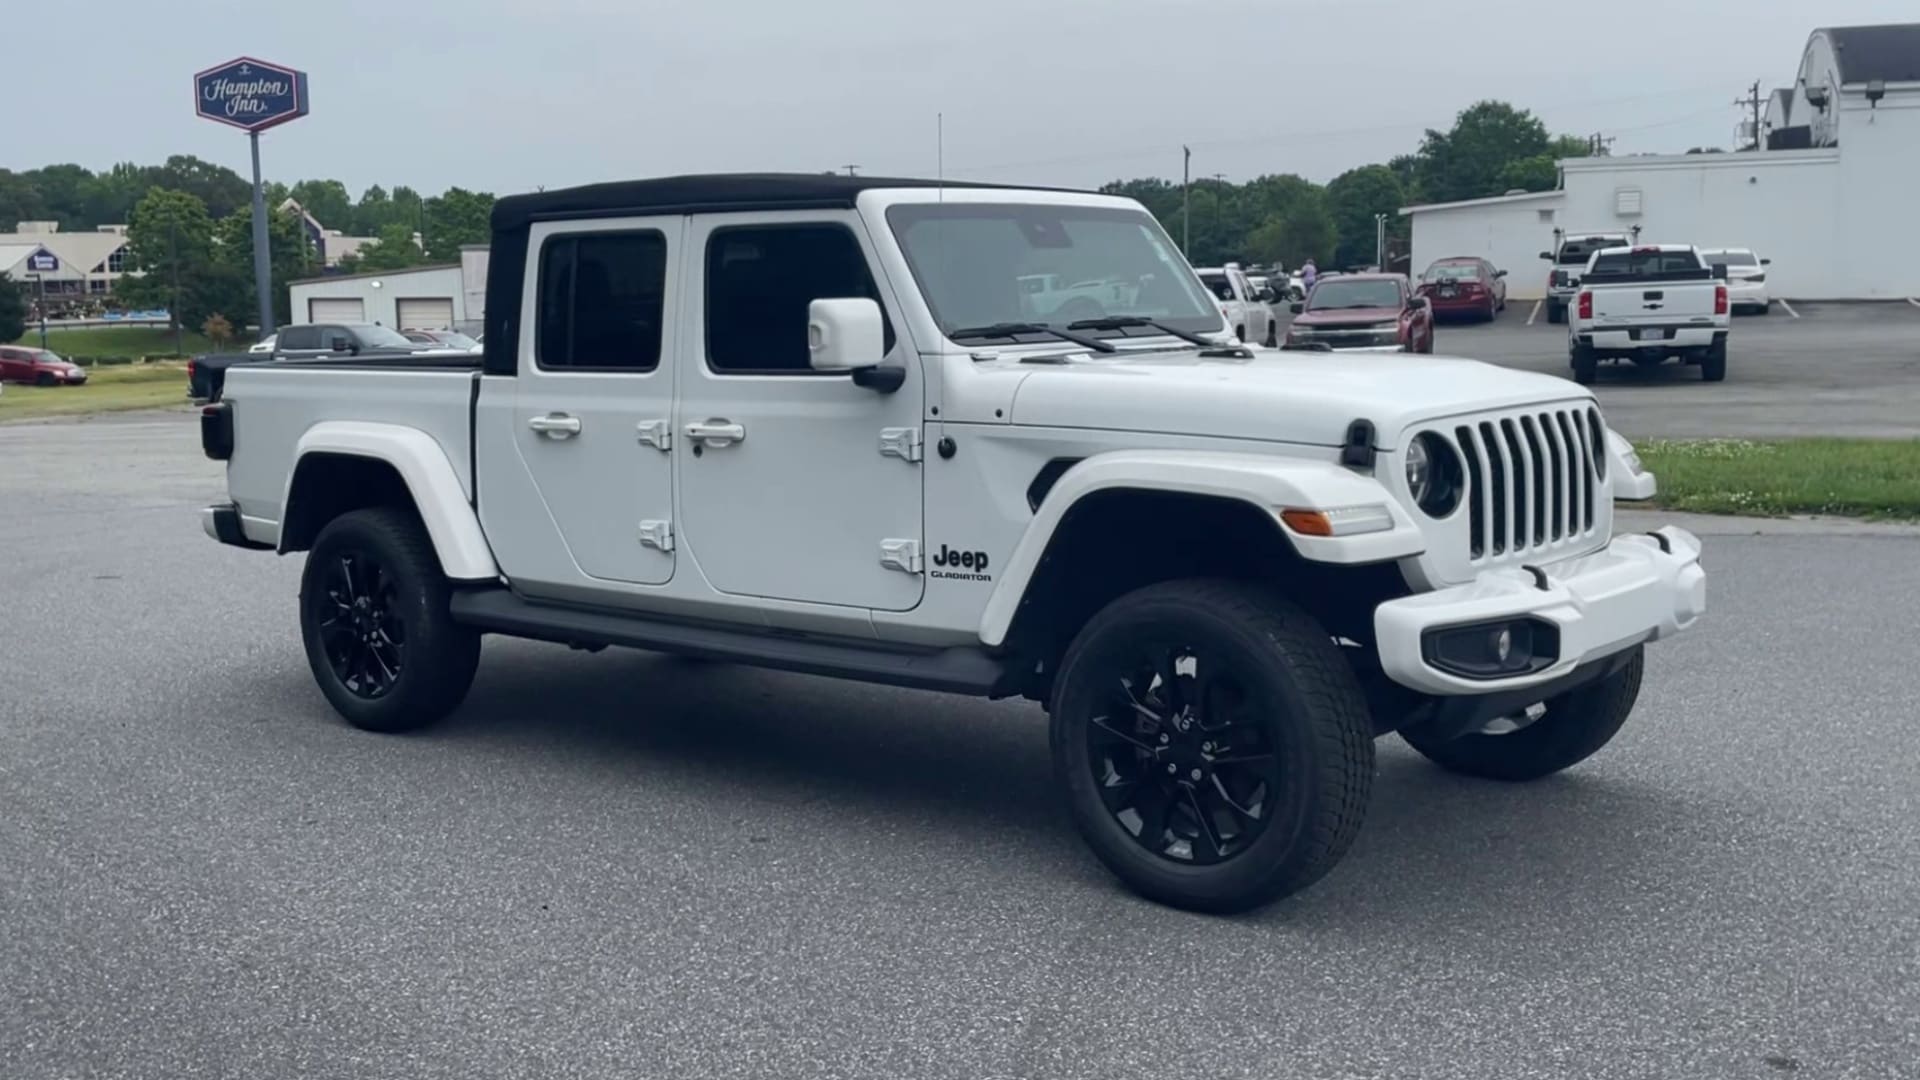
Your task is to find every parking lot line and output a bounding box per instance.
[1778,299,1801,319]
[1526,300,1542,326]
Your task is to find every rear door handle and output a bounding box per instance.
[685,420,746,447]
[528,413,583,439]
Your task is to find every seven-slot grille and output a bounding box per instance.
[1444,406,1606,562]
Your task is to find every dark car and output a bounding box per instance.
[401,328,483,352]
[0,345,88,386]
[1284,273,1434,354]
[1416,257,1507,322]
[188,323,441,402]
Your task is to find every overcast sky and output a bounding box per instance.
[10,0,1916,198]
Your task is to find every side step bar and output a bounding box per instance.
[448,589,1019,699]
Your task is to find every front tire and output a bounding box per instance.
[1263,322,1279,348]
[1401,648,1643,782]
[300,508,481,733]
[1050,580,1374,913]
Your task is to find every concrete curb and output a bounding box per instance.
[1618,509,1920,539]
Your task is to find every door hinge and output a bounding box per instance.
[636,419,672,452]
[879,539,923,574]
[638,519,674,552]
[878,427,923,463]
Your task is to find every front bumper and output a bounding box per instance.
[1374,526,1705,696]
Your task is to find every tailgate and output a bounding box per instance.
[1589,282,1718,325]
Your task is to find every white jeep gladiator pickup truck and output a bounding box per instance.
[1568,243,1731,385]
[200,174,1705,912]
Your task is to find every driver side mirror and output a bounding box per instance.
[1495,268,1509,278]
[1289,301,1304,315]
[1711,263,1729,281]
[1539,251,1554,261]
[330,339,356,354]
[808,298,899,393]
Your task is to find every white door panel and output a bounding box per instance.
[497,218,682,589]
[675,214,924,612]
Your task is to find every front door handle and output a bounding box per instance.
[528,413,583,439]
[685,420,746,448]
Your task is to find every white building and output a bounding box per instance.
[287,246,490,332]
[0,221,133,310]
[1402,23,1920,301]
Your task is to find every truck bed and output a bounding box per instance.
[191,350,482,403]
[220,364,481,533]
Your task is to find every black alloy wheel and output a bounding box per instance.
[1085,639,1281,866]
[314,549,406,699]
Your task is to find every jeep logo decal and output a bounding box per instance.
[930,544,992,583]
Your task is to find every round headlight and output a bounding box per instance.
[1407,433,1463,518]
[1405,436,1432,504]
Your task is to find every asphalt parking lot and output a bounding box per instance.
[4,414,1919,1079]
[1278,300,1920,439]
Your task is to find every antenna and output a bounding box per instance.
[937,112,944,187]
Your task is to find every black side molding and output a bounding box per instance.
[449,590,1020,698]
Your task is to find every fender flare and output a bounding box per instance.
[977,450,1425,647]
[284,421,499,582]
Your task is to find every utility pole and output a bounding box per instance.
[1735,81,1765,149]
[169,215,183,357]
[842,164,861,177]
[1181,146,1191,257]
[1210,172,1226,244]
[1586,132,1615,156]
[31,273,47,349]
[1374,213,1389,271]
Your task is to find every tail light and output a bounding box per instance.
[1714,285,1729,315]
[1577,291,1593,320]
[187,359,197,379]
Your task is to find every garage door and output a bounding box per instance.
[308,298,365,322]
[396,298,455,331]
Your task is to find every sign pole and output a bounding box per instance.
[249,131,275,337]
[33,274,48,349]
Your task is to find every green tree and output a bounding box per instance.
[352,223,429,271]
[0,276,27,343]
[0,169,49,231]
[216,207,317,326]
[1415,101,1554,204]
[151,155,251,219]
[289,179,354,231]
[1326,165,1407,269]
[421,187,495,260]
[22,163,95,228]
[115,189,218,335]
[350,184,427,236]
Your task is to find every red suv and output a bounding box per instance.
[0,346,88,386]
[1415,257,1507,322]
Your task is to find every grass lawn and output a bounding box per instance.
[0,363,190,421]
[30,325,216,359]
[1636,438,1920,521]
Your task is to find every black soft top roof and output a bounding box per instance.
[491,173,1077,232]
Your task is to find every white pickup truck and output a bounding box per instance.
[200,174,1705,913]
[1568,244,1731,385]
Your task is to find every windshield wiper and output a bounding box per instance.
[1066,316,1217,349]
[949,322,1116,353]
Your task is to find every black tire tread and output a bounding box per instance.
[301,507,480,733]
[1401,648,1643,782]
[1053,579,1374,912]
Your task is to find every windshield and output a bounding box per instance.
[1306,279,1403,310]
[29,349,66,364]
[1423,263,1482,281]
[351,325,418,350]
[1557,237,1628,265]
[1699,250,1759,267]
[886,203,1222,341]
[1196,272,1236,302]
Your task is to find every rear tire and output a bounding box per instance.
[1702,338,1728,382]
[1546,302,1566,325]
[1050,580,1374,913]
[1401,648,1643,782]
[1753,302,1770,316]
[1263,322,1279,348]
[1234,325,1246,342]
[1570,343,1598,385]
[300,508,481,733]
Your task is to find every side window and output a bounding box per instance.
[537,230,668,371]
[705,223,892,374]
[279,326,317,350]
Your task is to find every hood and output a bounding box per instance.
[1293,306,1401,326]
[1004,348,1591,448]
